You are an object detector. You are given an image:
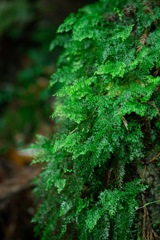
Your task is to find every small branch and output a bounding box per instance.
[0,166,41,202]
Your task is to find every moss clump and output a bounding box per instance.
[33,0,160,239]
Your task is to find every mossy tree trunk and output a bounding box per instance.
[138,151,160,239]
[33,1,160,239]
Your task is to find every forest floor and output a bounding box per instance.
[0,152,40,240]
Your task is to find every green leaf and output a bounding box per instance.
[86,207,103,231]
[96,61,126,77]
[112,24,134,41]
[55,179,66,194]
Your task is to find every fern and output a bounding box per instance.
[33,0,160,239]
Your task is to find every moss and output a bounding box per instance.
[33,0,160,239]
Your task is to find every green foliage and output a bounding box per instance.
[0,0,55,152]
[0,0,33,35]
[33,0,160,239]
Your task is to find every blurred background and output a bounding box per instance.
[0,0,95,239]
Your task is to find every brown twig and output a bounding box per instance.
[141,194,160,240]
[147,153,160,164]
[137,28,148,53]
[0,166,41,202]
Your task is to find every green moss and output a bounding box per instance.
[33,0,160,239]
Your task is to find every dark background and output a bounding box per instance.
[0,0,95,239]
